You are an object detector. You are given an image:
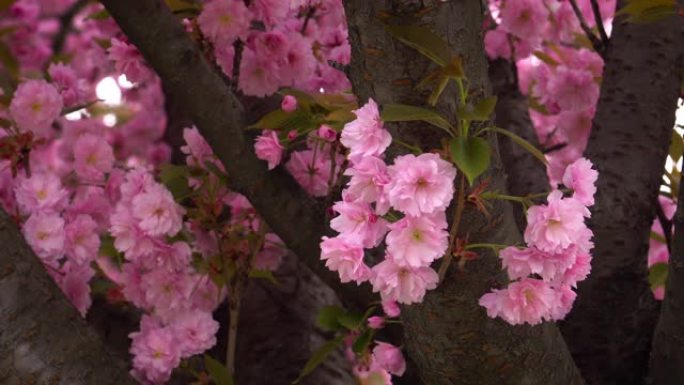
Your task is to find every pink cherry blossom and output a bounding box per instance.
[499,246,576,282]
[23,212,65,261]
[169,311,219,358]
[340,99,392,162]
[108,37,153,84]
[9,79,63,136]
[562,157,598,206]
[499,0,548,39]
[317,124,338,142]
[330,200,388,248]
[130,324,181,384]
[254,130,284,170]
[371,258,438,304]
[385,213,448,268]
[73,133,115,181]
[48,62,88,107]
[546,66,599,112]
[14,172,69,214]
[198,0,251,45]
[372,342,406,376]
[58,262,95,317]
[320,236,371,284]
[484,28,511,60]
[65,214,100,265]
[524,190,591,254]
[343,156,390,204]
[548,285,577,321]
[386,153,456,217]
[479,278,557,325]
[281,95,298,112]
[381,299,401,317]
[286,149,339,197]
[131,184,185,237]
[253,233,287,271]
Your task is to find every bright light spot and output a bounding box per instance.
[65,109,85,121]
[117,74,134,89]
[319,87,325,94]
[102,113,117,127]
[96,77,122,105]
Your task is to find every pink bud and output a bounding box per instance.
[281,95,298,112]
[381,299,401,317]
[317,125,337,142]
[367,316,385,329]
[287,130,298,141]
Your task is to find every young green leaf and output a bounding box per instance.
[352,329,374,354]
[337,311,364,331]
[457,96,498,122]
[204,355,235,385]
[649,262,669,288]
[159,164,192,200]
[487,126,548,165]
[450,136,491,185]
[381,104,454,135]
[293,336,344,384]
[316,305,345,331]
[618,0,676,23]
[669,129,684,162]
[248,269,280,286]
[248,109,316,131]
[384,24,452,66]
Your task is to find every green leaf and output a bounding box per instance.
[85,9,111,21]
[337,311,364,330]
[427,76,450,107]
[670,129,684,162]
[316,305,345,331]
[487,126,548,165]
[649,262,669,288]
[650,231,668,244]
[204,354,235,385]
[381,104,454,135]
[533,51,559,67]
[457,96,498,122]
[248,269,280,286]
[248,109,317,132]
[293,336,344,384]
[98,234,120,260]
[0,0,17,12]
[352,329,374,354]
[384,24,452,66]
[450,136,491,185]
[618,0,676,22]
[159,164,192,201]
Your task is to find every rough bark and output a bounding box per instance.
[559,7,684,385]
[99,0,374,309]
[490,59,550,230]
[0,208,136,385]
[344,1,583,384]
[650,134,684,385]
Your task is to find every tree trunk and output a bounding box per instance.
[559,7,684,385]
[343,1,584,384]
[0,208,136,385]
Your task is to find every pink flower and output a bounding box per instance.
[330,200,388,248]
[320,236,371,284]
[484,28,511,60]
[548,285,577,321]
[381,299,400,317]
[367,316,385,329]
[562,157,598,206]
[253,233,287,271]
[340,99,392,162]
[65,215,100,265]
[130,324,181,384]
[108,37,153,84]
[131,184,185,237]
[479,278,557,325]
[142,270,194,318]
[286,149,339,197]
[251,0,290,26]
[23,212,65,261]
[281,95,298,112]
[386,153,456,217]
[169,311,219,358]
[546,66,599,112]
[14,172,69,214]
[73,134,115,181]
[215,43,235,77]
[48,62,88,107]
[524,190,591,254]
[58,262,95,317]
[499,0,548,40]
[10,79,63,137]
[499,246,576,282]
[198,0,251,45]
[372,342,406,376]
[559,251,592,288]
[343,156,390,204]
[371,258,438,304]
[385,214,448,268]
[238,47,279,97]
[181,126,215,167]
[254,130,284,170]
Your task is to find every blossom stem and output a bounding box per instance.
[438,173,467,282]
[465,243,508,252]
[226,294,240,375]
[392,139,422,154]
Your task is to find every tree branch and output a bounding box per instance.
[52,0,89,56]
[559,6,684,384]
[589,0,610,46]
[98,0,374,309]
[650,134,684,385]
[568,0,604,54]
[0,208,136,385]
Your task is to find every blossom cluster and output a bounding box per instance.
[485,0,614,182]
[479,157,598,325]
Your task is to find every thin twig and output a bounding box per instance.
[438,174,467,282]
[226,290,240,375]
[568,0,603,54]
[589,0,610,46]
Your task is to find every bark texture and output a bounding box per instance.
[99,0,374,309]
[650,134,684,385]
[0,209,136,385]
[490,59,549,230]
[344,1,583,384]
[559,8,684,385]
